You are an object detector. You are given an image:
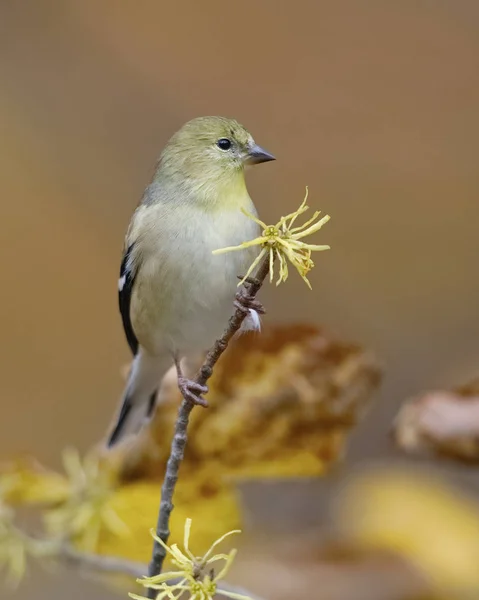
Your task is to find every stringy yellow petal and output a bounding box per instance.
[239,207,268,229]
[293,214,331,239]
[137,571,182,586]
[290,210,322,234]
[211,237,267,255]
[237,248,267,287]
[284,186,309,229]
[202,530,241,562]
[212,548,237,581]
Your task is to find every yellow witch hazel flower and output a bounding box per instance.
[213,187,330,289]
[45,448,128,551]
[131,519,252,600]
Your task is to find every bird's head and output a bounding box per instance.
[157,116,275,186]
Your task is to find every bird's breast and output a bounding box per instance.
[131,200,260,354]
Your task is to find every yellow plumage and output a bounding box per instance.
[107,116,275,446]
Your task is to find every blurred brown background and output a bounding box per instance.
[1,0,479,597]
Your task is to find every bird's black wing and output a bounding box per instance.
[118,243,139,356]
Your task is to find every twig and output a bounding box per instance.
[60,545,147,578]
[147,257,270,594]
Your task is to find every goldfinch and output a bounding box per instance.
[107,116,274,446]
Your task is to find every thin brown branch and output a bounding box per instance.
[147,257,270,594]
[60,545,147,578]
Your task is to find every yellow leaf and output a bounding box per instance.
[95,480,241,565]
[336,467,479,593]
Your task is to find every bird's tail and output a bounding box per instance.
[106,350,171,448]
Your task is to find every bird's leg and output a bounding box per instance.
[174,355,208,407]
[234,289,266,315]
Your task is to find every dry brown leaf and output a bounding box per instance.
[393,378,479,463]
[116,323,382,480]
[0,324,381,565]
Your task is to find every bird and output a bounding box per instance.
[107,116,275,447]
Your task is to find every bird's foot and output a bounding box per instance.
[177,377,209,407]
[234,290,265,315]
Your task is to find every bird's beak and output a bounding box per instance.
[246,143,276,165]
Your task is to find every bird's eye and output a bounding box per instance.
[217,138,232,150]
